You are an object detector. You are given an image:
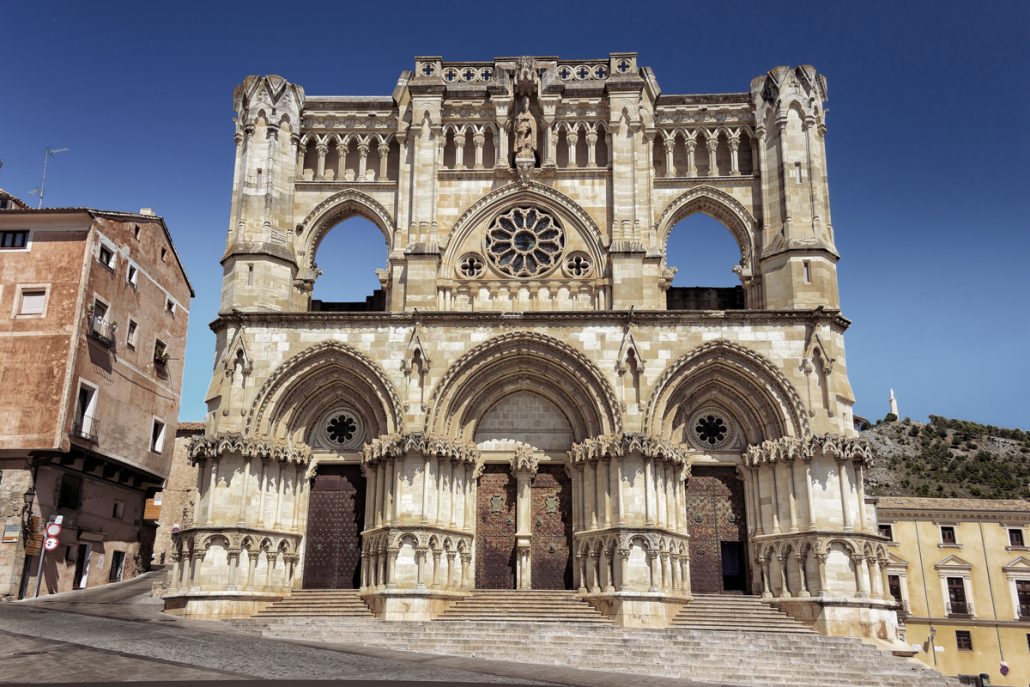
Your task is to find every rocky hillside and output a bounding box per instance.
[862,416,1030,500]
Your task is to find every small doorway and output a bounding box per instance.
[685,466,749,594]
[720,541,747,591]
[530,465,573,590]
[475,464,517,589]
[302,465,365,589]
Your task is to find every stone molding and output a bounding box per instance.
[172,525,302,559]
[743,434,873,467]
[361,432,480,466]
[509,444,540,475]
[295,189,396,273]
[569,432,689,466]
[187,433,312,466]
[655,185,758,269]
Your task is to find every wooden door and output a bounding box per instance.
[302,465,365,589]
[685,466,748,593]
[475,464,517,589]
[530,465,573,589]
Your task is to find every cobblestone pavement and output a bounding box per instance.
[0,572,711,686]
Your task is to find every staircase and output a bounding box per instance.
[435,589,609,623]
[671,593,815,633]
[253,589,374,618]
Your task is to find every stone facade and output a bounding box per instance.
[0,206,193,598]
[151,422,204,567]
[876,497,1030,685]
[167,54,897,640]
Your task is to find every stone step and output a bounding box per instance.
[254,588,374,618]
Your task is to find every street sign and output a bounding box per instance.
[43,537,59,552]
[45,523,62,537]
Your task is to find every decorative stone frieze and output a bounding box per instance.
[743,434,873,467]
[187,433,312,466]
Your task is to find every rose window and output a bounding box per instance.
[319,408,363,450]
[564,252,592,278]
[485,207,565,278]
[458,253,485,279]
[694,414,728,446]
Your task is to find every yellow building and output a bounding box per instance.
[877,497,1030,686]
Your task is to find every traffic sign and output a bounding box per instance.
[45,523,62,537]
[43,537,59,552]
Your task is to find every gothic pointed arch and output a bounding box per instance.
[294,189,396,279]
[425,332,620,441]
[644,339,808,445]
[442,180,606,277]
[246,341,402,444]
[656,185,758,272]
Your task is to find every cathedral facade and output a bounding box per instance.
[166,54,897,641]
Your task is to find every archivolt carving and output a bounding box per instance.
[656,185,758,269]
[188,433,312,465]
[424,332,621,439]
[246,341,402,439]
[644,339,808,441]
[443,181,606,273]
[743,434,872,467]
[295,189,396,273]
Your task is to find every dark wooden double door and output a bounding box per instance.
[685,466,749,593]
[475,464,572,589]
[302,465,365,589]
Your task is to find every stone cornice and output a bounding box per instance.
[210,308,851,333]
[877,508,1030,524]
[362,432,480,465]
[743,434,873,467]
[188,433,312,465]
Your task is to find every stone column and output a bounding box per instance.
[613,459,624,525]
[854,555,869,598]
[205,458,217,525]
[373,462,384,528]
[706,136,719,176]
[448,459,458,528]
[512,450,539,590]
[685,138,697,177]
[729,134,741,175]
[357,143,369,179]
[378,143,390,180]
[291,463,303,532]
[644,456,655,526]
[816,553,828,596]
[256,458,268,527]
[855,463,868,532]
[272,461,284,529]
[803,460,816,530]
[294,137,305,178]
[759,558,772,598]
[454,139,465,168]
[664,139,676,177]
[796,552,811,597]
[584,461,597,529]
[566,131,579,168]
[473,133,485,169]
[315,143,328,179]
[750,466,764,535]
[777,555,791,598]
[879,559,892,601]
[336,140,347,179]
[787,460,799,533]
[837,458,854,531]
[237,457,251,525]
[586,130,598,167]
[421,455,431,524]
[595,460,607,528]
[769,463,782,534]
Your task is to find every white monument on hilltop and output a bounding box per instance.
[889,388,899,418]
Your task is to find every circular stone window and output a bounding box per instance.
[688,409,735,450]
[319,408,364,450]
[457,253,485,279]
[563,252,593,278]
[485,206,565,278]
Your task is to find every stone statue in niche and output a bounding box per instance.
[513,96,537,164]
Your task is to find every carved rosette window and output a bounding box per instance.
[485,206,565,278]
[563,252,593,278]
[457,253,485,279]
[318,407,364,450]
[687,408,735,451]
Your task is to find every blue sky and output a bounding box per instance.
[1,1,1028,428]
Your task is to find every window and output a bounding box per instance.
[108,550,125,582]
[16,287,47,316]
[803,260,811,283]
[73,383,98,441]
[955,630,972,651]
[888,574,903,604]
[151,419,166,453]
[160,246,167,262]
[153,339,168,367]
[126,263,138,288]
[0,230,29,249]
[941,526,957,545]
[133,224,141,240]
[57,474,83,510]
[165,298,176,315]
[1018,579,1030,619]
[98,242,116,270]
[947,576,969,615]
[88,299,115,346]
[879,524,893,541]
[112,501,125,519]
[1011,529,1025,548]
[126,319,138,348]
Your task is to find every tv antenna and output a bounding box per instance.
[37,146,69,208]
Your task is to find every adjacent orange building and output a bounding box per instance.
[0,193,193,597]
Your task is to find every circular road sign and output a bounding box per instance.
[45,523,62,537]
[43,537,60,552]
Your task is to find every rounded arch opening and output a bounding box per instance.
[666,212,744,310]
[310,215,387,311]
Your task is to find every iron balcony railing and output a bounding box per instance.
[72,415,98,442]
[88,314,116,347]
[946,600,972,616]
[1019,603,1030,619]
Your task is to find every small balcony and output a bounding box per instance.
[946,600,973,617]
[72,415,98,443]
[88,314,116,347]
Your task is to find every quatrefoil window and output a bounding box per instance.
[442,67,459,82]
[458,253,485,279]
[485,207,565,278]
[557,65,573,81]
[564,252,592,278]
[615,58,632,74]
